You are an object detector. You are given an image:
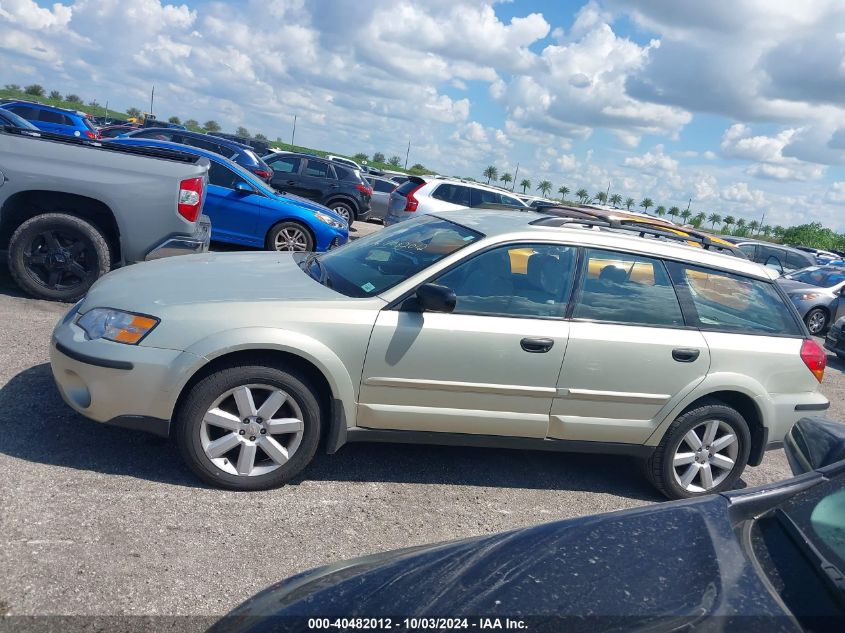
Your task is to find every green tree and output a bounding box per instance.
[595,191,608,204]
[609,193,622,207]
[681,209,692,223]
[24,84,45,96]
[748,220,760,236]
[388,155,402,167]
[4,84,20,91]
[410,163,426,171]
[537,180,553,197]
[254,133,267,141]
[483,165,498,184]
[736,218,747,235]
[781,222,843,250]
[559,186,571,201]
[64,94,81,104]
[577,189,590,203]
[707,213,721,229]
[668,206,680,221]
[692,212,706,227]
[761,225,772,237]
[126,107,141,118]
[500,172,513,188]
[372,152,386,163]
[203,120,221,132]
[520,178,532,193]
[723,215,736,233]
[654,205,666,217]
[640,198,654,213]
[168,116,181,124]
[185,119,200,131]
[353,153,368,163]
[773,225,785,239]
[625,197,635,210]
[49,90,62,100]
[236,126,250,138]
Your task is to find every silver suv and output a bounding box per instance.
[50,210,829,499]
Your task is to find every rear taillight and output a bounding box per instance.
[404,183,424,212]
[84,130,97,139]
[178,177,204,222]
[800,338,826,382]
[355,183,373,196]
[254,169,271,180]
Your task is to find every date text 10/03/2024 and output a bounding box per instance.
[307,617,528,630]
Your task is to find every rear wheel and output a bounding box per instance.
[644,400,751,500]
[329,201,355,228]
[805,308,828,335]
[175,364,322,490]
[266,221,314,252]
[8,213,110,302]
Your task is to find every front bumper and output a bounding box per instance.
[145,214,211,261]
[50,306,203,437]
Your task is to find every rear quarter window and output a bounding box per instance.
[395,180,423,196]
[674,264,802,336]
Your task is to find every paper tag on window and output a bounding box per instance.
[361,282,375,292]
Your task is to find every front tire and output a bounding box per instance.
[644,400,751,500]
[175,364,322,491]
[805,308,828,335]
[8,213,110,301]
[266,221,314,252]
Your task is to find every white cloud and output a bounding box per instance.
[720,124,827,181]
[623,144,678,172]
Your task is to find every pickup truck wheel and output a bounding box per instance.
[644,400,750,500]
[329,201,355,228]
[266,221,314,252]
[175,364,321,491]
[8,213,110,302]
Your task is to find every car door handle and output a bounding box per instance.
[521,337,554,353]
[672,348,701,363]
[285,180,296,185]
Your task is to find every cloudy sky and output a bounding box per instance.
[3,0,845,230]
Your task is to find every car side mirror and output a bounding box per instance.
[406,283,456,313]
[784,417,845,475]
[234,182,253,194]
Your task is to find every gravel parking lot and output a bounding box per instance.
[1,244,843,619]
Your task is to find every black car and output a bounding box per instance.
[210,416,845,633]
[724,238,815,274]
[263,152,371,226]
[120,128,273,182]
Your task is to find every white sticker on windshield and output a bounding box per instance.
[361,282,376,292]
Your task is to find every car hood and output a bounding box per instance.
[80,251,339,312]
[777,279,827,294]
[209,495,792,631]
[274,191,335,215]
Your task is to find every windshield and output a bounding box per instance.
[312,215,483,298]
[785,267,845,288]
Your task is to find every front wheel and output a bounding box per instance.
[805,308,828,335]
[266,221,314,252]
[175,364,322,490]
[644,400,751,499]
[329,201,355,228]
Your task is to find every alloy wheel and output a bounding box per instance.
[807,310,826,335]
[200,384,305,477]
[671,419,739,493]
[23,229,96,291]
[332,205,351,222]
[274,227,309,251]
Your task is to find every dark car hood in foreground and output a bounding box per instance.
[210,495,802,633]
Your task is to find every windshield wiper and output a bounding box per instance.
[301,253,331,287]
[774,508,845,601]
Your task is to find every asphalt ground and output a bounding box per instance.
[1,229,843,621]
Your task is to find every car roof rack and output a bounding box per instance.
[530,213,748,259]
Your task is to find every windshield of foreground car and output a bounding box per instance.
[785,267,845,288]
[311,215,483,298]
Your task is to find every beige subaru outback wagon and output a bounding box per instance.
[50,210,830,499]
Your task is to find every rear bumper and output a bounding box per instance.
[145,215,211,261]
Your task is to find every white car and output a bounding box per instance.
[386,176,527,225]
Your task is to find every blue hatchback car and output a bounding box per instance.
[0,101,99,138]
[109,138,348,252]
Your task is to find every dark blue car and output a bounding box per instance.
[120,128,274,182]
[0,101,99,138]
[110,138,348,252]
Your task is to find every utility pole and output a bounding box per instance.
[758,210,766,238]
[512,163,519,192]
[290,114,297,147]
[404,138,410,170]
[685,198,692,213]
[605,180,611,204]
[149,86,154,116]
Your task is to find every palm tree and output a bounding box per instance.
[654,205,666,218]
[723,215,736,233]
[625,197,635,210]
[693,212,706,227]
[668,206,680,221]
[736,218,747,236]
[558,186,570,201]
[483,165,498,184]
[537,180,553,197]
[500,173,513,189]
[576,188,590,204]
[609,193,622,208]
[680,209,692,223]
[773,225,785,239]
[595,191,608,204]
[748,220,760,236]
[520,178,531,193]
[640,198,654,213]
[707,213,721,229]
[761,225,772,237]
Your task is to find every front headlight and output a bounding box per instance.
[314,211,346,230]
[77,308,159,344]
[795,293,822,301]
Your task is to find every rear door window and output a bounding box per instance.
[303,159,332,178]
[37,109,69,125]
[432,183,472,206]
[738,243,757,259]
[573,249,684,327]
[672,264,802,335]
[786,251,812,270]
[333,165,360,182]
[266,155,301,174]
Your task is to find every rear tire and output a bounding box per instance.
[8,213,110,302]
[644,399,751,500]
[175,364,322,491]
[328,201,355,228]
[805,308,828,335]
